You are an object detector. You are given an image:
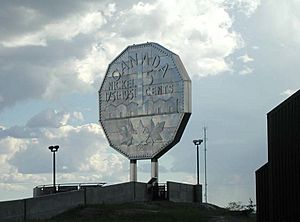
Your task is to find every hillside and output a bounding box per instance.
[36,201,256,222]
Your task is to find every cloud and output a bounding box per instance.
[0,0,263,204]
[258,0,300,45]
[0,137,26,156]
[26,109,71,128]
[227,0,261,17]
[0,109,127,187]
[107,0,244,77]
[0,1,115,111]
[8,123,114,174]
[0,183,26,192]
[0,126,40,139]
[239,67,253,75]
[0,171,47,185]
[238,54,254,63]
[0,1,114,47]
[73,111,84,121]
[1,10,107,48]
[72,43,110,85]
[0,109,85,139]
[138,162,168,173]
[0,0,261,111]
[281,89,297,97]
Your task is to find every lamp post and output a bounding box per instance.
[193,139,203,185]
[48,145,59,192]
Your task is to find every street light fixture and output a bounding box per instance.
[193,139,203,185]
[49,145,59,192]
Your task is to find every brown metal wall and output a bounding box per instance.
[268,91,300,222]
[256,90,300,221]
[255,163,269,222]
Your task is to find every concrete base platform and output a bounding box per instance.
[0,181,202,221]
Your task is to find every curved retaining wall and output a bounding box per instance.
[0,181,201,221]
[0,182,149,221]
[0,190,84,221]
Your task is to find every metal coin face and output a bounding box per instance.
[99,42,191,160]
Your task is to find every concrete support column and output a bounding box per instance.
[151,158,158,180]
[130,160,137,182]
[194,184,203,203]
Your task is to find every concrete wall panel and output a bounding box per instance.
[26,190,84,220]
[86,182,150,205]
[0,199,24,221]
[0,181,198,221]
[167,181,199,203]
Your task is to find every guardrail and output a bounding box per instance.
[33,182,106,197]
[35,182,106,189]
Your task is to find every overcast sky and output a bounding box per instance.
[0,0,299,207]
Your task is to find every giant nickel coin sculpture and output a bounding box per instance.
[99,42,191,180]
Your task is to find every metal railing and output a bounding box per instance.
[33,182,106,197]
[35,182,106,189]
[151,183,167,200]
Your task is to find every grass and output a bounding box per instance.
[31,201,256,222]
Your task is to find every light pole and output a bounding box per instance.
[48,145,59,192]
[203,127,208,203]
[193,139,203,185]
